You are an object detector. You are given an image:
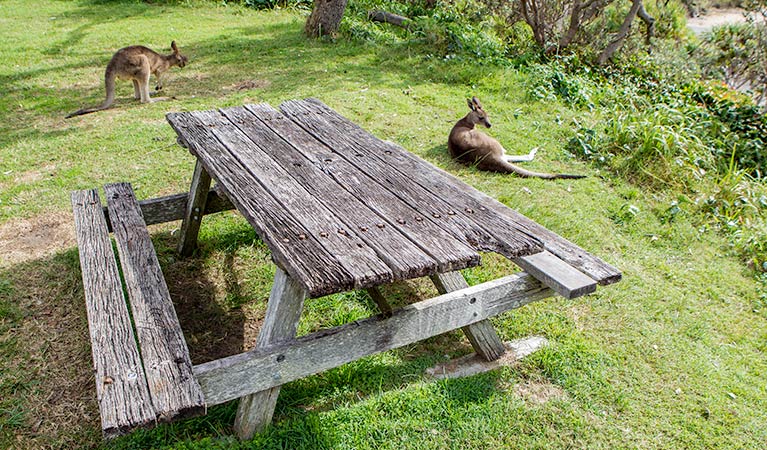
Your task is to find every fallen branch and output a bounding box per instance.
[368,10,413,30]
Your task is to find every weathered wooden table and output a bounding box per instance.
[164,98,621,439]
[71,98,620,440]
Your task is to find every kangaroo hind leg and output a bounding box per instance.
[504,146,538,163]
[132,80,141,100]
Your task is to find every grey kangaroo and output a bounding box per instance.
[66,41,188,118]
[448,97,585,179]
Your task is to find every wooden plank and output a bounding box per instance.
[191,109,394,289]
[279,99,544,261]
[71,189,156,438]
[102,188,234,231]
[431,272,506,361]
[241,103,478,274]
[194,272,554,406]
[226,104,460,279]
[177,160,212,256]
[282,98,621,285]
[104,182,206,423]
[167,111,356,297]
[515,250,596,299]
[234,267,307,440]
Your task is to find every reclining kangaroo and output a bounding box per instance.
[448,97,585,179]
[66,41,188,118]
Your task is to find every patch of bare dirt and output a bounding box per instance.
[0,212,76,267]
[229,79,271,91]
[687,8,755,35]
[513,379,568,405]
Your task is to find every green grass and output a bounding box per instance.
[1,1,766,449]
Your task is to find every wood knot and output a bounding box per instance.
[320,231,328,238]
[376,223,385,229]
[415,217,423,222]
[359,226,368,232]
[397,218,406,225]
[298,234,307,240]
[465,208,474,214]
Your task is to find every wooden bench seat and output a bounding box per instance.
[71,183,205,438]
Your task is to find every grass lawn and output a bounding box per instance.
[1,0,765,448]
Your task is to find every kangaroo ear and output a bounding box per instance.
[467,98,475,111]
[472,96,482,109]
[171,41,179,53]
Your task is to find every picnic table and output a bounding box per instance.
[71,98,621,439]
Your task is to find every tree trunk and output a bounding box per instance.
[597,0,643,65]
[305,0,349,38]
[636,1,656,49]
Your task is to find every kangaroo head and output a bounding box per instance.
[170,41,188,68]
[466,96,491,128]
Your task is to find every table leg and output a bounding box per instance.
[366,287,393,316]
[430,272,506,361]
[234,267,307,440]
[177,160,211,256]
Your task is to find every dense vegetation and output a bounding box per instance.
[1,0,766,448]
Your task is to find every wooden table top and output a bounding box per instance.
[167,99,619,297]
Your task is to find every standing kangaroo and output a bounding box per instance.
[448,97,585,179]
[66,41,188,118]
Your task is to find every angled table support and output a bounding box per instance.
[178,160,212,256]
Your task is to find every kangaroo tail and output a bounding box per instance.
[66,70,116,119]
[494,159,586,180]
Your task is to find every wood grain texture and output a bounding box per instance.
[177,160,212,256]
[102,187,234,232]
[194,272,554,406]
[279,99,544,260]
[167,111,358,297]
[104,183,206,423]
[230,104,464,279]
[71,189,156,438]
[431,272,506,361]
[516,250,596,299]
[193,109,393,287]
[281,98,620,285]
[234,268,307,440]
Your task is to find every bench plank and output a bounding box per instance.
[194,271,554,406]
[282,99,620,285]
[71,189,156,438]
[231,104,477,276]
[104,182,206,423]
[102,187,234,232]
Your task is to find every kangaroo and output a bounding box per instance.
[66,41,188,118]
[448,97,585,179]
